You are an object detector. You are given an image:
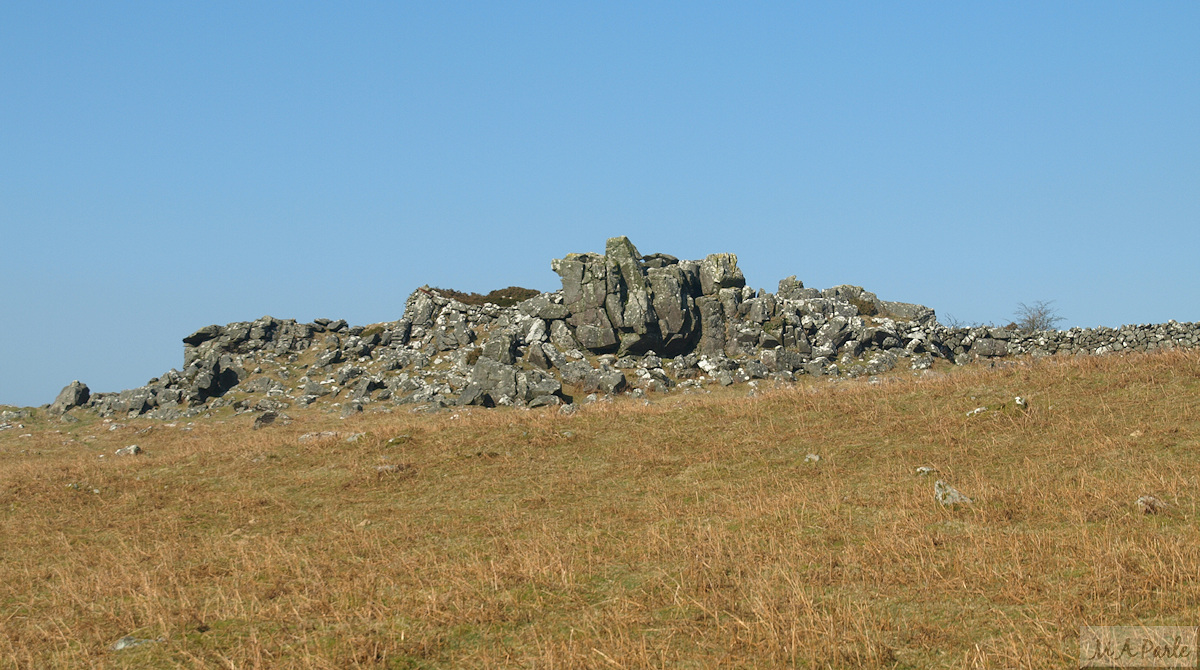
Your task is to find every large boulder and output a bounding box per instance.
[554,251,618,352]
[570,308,619,352]
[50,381,90,413]
[480,330,518,365]
[647,263,700,355]
[468,357,518,402]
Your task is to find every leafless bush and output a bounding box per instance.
[1014,300,1064,332]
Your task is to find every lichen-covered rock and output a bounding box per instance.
[699,253,746,295]
[647,263,700,355]
[695,296,726,358]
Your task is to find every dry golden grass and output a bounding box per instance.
[2,350,1198,668]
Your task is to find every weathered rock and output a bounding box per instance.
[183,325,221,346]
[777,276,819,300]
[821,285,881,316]
[583,368,627,395]
[46,236,1200,420]
[481,331,518,365]
[523,369,562,399]
[517,293,570,320]
[470,357,518,401]
[528,394,561,408]
[315,349,343,368]
[552,252,609,312]
[606,237,660,343]
[50,381,90,413]
[548,319,581,351]
[647,264,699,355]
[298,431,340,443]
[559,359,595,386]
[971,338,1009,358]
[570,308,619,352]
[699,253,746,295]
[252,411,278,429]
[742,359,769,379]
[880,300,936,325]
[910,353,934,370]
[350,376,385,400]
[695,296,726,357]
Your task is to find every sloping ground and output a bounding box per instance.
[2,351,1198,668]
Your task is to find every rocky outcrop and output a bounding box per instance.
[46,236,1200,420]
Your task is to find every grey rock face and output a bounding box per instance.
[553,252,610,312]
[699,253,746,295]
[880,300,937,325]
[695,296,726,358]
[50,381,90,413]
[548,319,580,351]
[570,308,619,352]
[559,359,595,386]
[481,331,518,365]
[470,357,518,402]
[647,264,699,355]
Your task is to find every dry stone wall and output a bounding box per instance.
[42,236,1200,419]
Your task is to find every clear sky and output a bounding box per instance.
[2,2,1198,407]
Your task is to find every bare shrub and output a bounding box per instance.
[1014,299,1064,332]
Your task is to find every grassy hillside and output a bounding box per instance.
[2,350,1198,668]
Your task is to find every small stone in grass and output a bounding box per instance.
[1137,495,1167,515]
[934,480,972,506]
[111,635,164,651]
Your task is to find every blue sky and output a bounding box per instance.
[2,2,1198,406]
